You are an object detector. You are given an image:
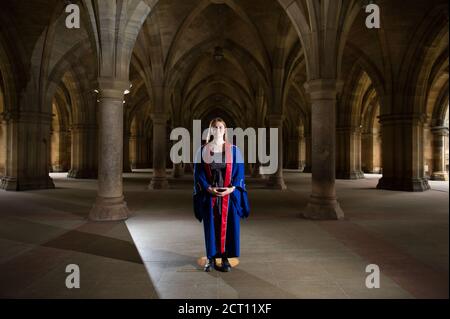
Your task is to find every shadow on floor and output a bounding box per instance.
[0,217,143,264]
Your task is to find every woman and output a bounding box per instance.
[193,118,250,272]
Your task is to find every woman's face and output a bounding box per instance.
[211,121,226,140]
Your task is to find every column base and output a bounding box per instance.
[148,177,169,189]
[431,171,449,181]
[89,196,130,221]
[0,176,55,191]
[336,170,365,180]
[68,169,98,179]
[376,177,431,192]
[301,195,344,220]
[266,176,287,190]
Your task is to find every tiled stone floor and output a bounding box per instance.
[0,171,448,299]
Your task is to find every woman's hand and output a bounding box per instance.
[207,187,220,196]
[214,186,235,197]
[207,186,235,197]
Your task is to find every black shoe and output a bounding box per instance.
[204,258,215,272]
[221,257,232,272]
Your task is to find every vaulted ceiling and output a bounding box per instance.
[129,0,304,128]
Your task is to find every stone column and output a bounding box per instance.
[431,126,449,181]
[361,132,375,173]
[336,126,364,179]
[303,80,343,220]
[303,133,312,173]
[89,79,130,221]
[123,129,132,173]
[245,162,252,175]
[129,132,149,169]
[60,130,71,172]
[266,114,287,190]
[149,112,169,189]
[250,136,262,178]
[377,114,430,191]
[134,134,149,168]
[184,163,193,174]
[251,161,263,178]
[0,114,6,176]
[68,124,98,179]
[1,111,55,191]
[50,127,59,172]
[361,130,382,173]
[299,130,306,172]
[129,133,137,169]
[287,136,301,169]
[172,163,184,178]
[147,134,154,169]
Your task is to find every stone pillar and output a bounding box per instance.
[89,79,130,221]
[362,132,375,173]
[123,129,132,173]
[149,112,169,189]
[50,125,70,173]
[287,136,301,169]
[251,161,263,178]
[430,126,449,181]
[68,124,98,179]
[134,134,149,168]
[362,130,382,173]
[377,114,430,191]
[303,133,312,173]
[299,130,306,172]
[336,126,364,179]
[184,163,193,174]
[60,130,71,172]
[1,111,55,191]
[303,80,343,220]
[266,114,287,190]
[0,115,6,176]
[250,137,262,178]
[129,133,137,169]
[147,134,153,169]
[172,163,184,178]
[130,132,149,169]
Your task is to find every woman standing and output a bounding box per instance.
[193,118,250,272]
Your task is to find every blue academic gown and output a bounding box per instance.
[193,143,250,259]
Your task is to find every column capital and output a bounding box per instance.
[304,79,338,99]
[362,131,376,137]
[0,111,18,122]
[378,113,427,125]
[98,77,130,99]
[1,111,52,124]
[70,123,97,131]
[431,126,449,136]
[151,112,169,124]
[267,114,284,126]
[336,125,362,134]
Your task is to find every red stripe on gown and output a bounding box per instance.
[203,143,233,254]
